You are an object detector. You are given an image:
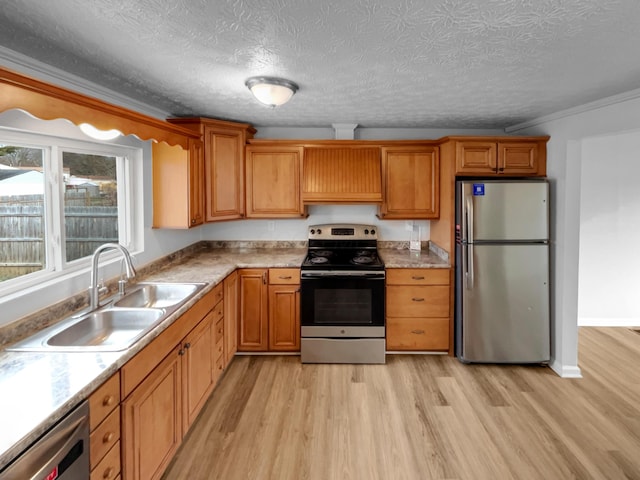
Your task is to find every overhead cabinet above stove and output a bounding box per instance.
[302,146,383,204]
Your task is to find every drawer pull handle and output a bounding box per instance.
[103,466,115,479]
[412,276,425,280]
[102,395,115,407]
[412,297,425,302]
[279,275,292,279]
[411,329,426,335]
[103,431,115,444]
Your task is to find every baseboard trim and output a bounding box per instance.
[550,359,582,378]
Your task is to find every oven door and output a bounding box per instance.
[300,272,385,328]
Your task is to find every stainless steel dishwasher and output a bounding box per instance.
[0,400,89,480]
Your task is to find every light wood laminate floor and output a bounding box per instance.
[163,327,640,480]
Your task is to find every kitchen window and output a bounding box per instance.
[0,129,141,295]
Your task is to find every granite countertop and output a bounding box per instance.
[378,247,450,268]
[0,243,449,470]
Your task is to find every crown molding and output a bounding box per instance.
[506,87,640,133]
[0,45,169,120]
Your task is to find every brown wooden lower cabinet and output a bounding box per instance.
[122,345,183,480]
[119,276,235,480]
[386,268,451,352]
[237,269,269,351]
[238,268,301,352]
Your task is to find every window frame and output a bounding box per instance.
[0,128,142,297]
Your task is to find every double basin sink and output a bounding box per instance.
[8,282,206,352]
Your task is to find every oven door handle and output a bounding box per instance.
[301,271,385,279]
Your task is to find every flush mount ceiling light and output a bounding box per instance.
[245,76,299,107]
[79,123,122,140]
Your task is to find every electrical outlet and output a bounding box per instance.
[267,221,275,232]
[405,220,414,231]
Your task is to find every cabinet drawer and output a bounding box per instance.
[89,372,120,431]
[386,268,450,286]
[269,268,300,284]
[386,285,449,317]
[90,440,120,480]
[211,282,224,305]
[90,406,120,469]
[211,299,224,324]
[386,317,449,351]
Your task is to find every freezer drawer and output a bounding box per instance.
[458,244,550,363]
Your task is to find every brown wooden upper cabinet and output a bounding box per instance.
[152,138,204,228]
[302,147,383,203]
[454,139,548,176]
[168,118,256,222]
[379,146,440,219]
[245,145,307,218]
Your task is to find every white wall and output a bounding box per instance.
[510,90,640,377]
[578,130,640,326]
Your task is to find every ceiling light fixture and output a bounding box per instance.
[79,123,122,140]
[245,76,299,107]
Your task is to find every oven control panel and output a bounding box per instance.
[308,224,378,240]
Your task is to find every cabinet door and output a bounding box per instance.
[181,311,215,431]
[268,284,300,351]
[498,142,541,175]
[455,141,497,175]
[237,269,268,351]
[152,141,202,229]
[380,147,439,219]
[223,270,239,365]
[245,146,305,218]
[204,127,244,221]
[188,138,204,226]
[122,345,182,480]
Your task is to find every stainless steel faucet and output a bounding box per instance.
[89,243,136,310]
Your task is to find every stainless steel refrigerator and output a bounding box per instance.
[455,179,550,363]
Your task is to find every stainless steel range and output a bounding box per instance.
[300,224,385,364]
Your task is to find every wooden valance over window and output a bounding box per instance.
[0,67,197,148]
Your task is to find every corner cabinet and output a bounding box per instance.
[152,138,204,228]
[245,145,307,218]
[379,146,440,219]
[453,138,548,176]
[168,117,256,222]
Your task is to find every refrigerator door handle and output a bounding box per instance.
[467,243,474,289]
[464,195,474,289]
[466,194,474,245]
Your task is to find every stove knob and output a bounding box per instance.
[364,229,369,234]
[371,229,376,235]
[310,229,315,234]
[317,229,322,234]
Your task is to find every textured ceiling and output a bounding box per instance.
[0,0,639,129]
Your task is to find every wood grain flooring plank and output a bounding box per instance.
[163,327,640,480]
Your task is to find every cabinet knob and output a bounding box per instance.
[191,218,196,224]
[103,431,115,444]
[411,297,425,302]
[103,467,115,479]
[102,395,115,407]
[184,342,191,349]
